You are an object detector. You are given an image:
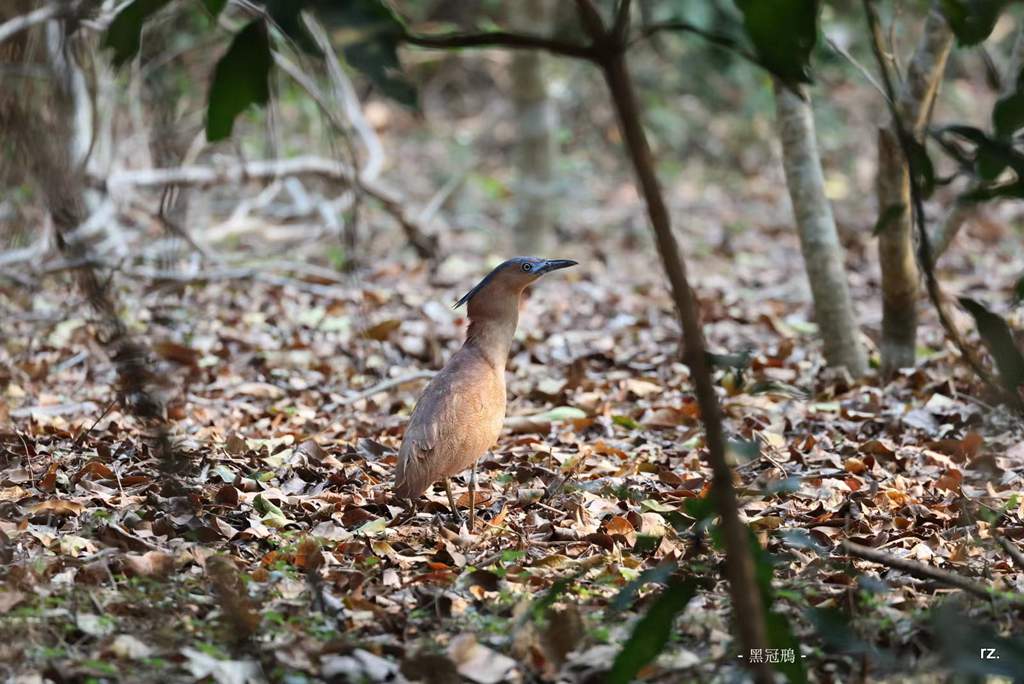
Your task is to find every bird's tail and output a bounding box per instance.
[393,456,431,499]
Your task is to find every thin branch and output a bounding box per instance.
[633,21,791,87]
[930,23,1024,264]
[995,534,1024,573]
[305,15,385,181]
[841,541,1023,603]
[863,0,1009,404]
[573,0,607,42]
[0,3,61,45]
[402,30,594,61]
[612,0,633,42]
[92,157,438,259]
[338,371,436,406]
[825,34,890,102]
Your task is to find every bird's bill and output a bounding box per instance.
[538,258,578,274]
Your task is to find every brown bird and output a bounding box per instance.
[393,256,577,528]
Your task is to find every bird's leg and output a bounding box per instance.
[443,478,464,525]
[468,461,477,532]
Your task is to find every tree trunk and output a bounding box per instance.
[774,82,868,377]
[600,48,773,684]
[511,0,556,253]
[875,5,952,375]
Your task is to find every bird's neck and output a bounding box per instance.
[464,298,520,369]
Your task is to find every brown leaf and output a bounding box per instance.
[153,340,200,367]
[361,319,401,341]
[935,469,963,492]
[123,550,175,578]
[206,555,260,642]
[0,590,27,614]
[448,633,517,684]
[224,433,247,455]
[844,457,867,474]
[72,460,115,483]
[926,432,984,463]
[29,499,83,516]
[605,516,637,546]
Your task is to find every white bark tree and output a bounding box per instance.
[511,0,557,253]
[774,82,868,377]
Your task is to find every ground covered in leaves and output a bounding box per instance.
[4,77,1024,683]
[4,215,1024,683]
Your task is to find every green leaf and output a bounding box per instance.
[735,0,820,86]
[608,560,678,615]
[612,414,641,430]
[314,0,418,108]
[253,493,292,527]
[202,0,227,15]
[608,579,698,684]
[993,90,1024,138]
[1014,274,1024,303]
[682,494,717,523]
[940,0,1009,46]
[872,203,906,236]
[206,20,273,141]
[765,610,807,683]
[958,297,1024,396]
[102,0,171,67]
[266,0,320,54]
[941,124,1024,181]
[907,138,936,198]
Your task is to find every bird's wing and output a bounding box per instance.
[394,362,497,499]
[402,376,473,461]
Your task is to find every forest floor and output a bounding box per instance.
[4,94,1024,683]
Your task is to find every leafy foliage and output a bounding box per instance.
[202,0,227,15]
[315,0,417,107]
[958,297,1024,396]
[102,0,172,67]
[940,0,1009,46]
[735,0,820,86]
[608,579,698,684]
[206,20,273,141]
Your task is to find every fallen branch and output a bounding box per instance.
[995,534,1024,573]
[90,157,438,259]
[0,3,61,46]
[841,540,1021,602]
[338,371,436,405]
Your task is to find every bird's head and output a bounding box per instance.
[454,256,577,309]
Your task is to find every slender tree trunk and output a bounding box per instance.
[875,5,952,375]
[774,82,867,377]
[600,48,773,684]
[1,9,179,472]
[511,0,556,253]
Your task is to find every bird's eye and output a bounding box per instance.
[521,263,533,272]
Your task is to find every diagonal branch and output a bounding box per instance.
[842,541,1024,603]
[92,157,438,259]
[402,30,594,60]
[0,3,62,45]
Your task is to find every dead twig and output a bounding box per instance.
[841,540,1023,603]
[0,3,61,45]
[995,534,1024,573]
[339,371,436,405]
[92,158,438,259]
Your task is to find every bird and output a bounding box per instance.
[393,256,578,529]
